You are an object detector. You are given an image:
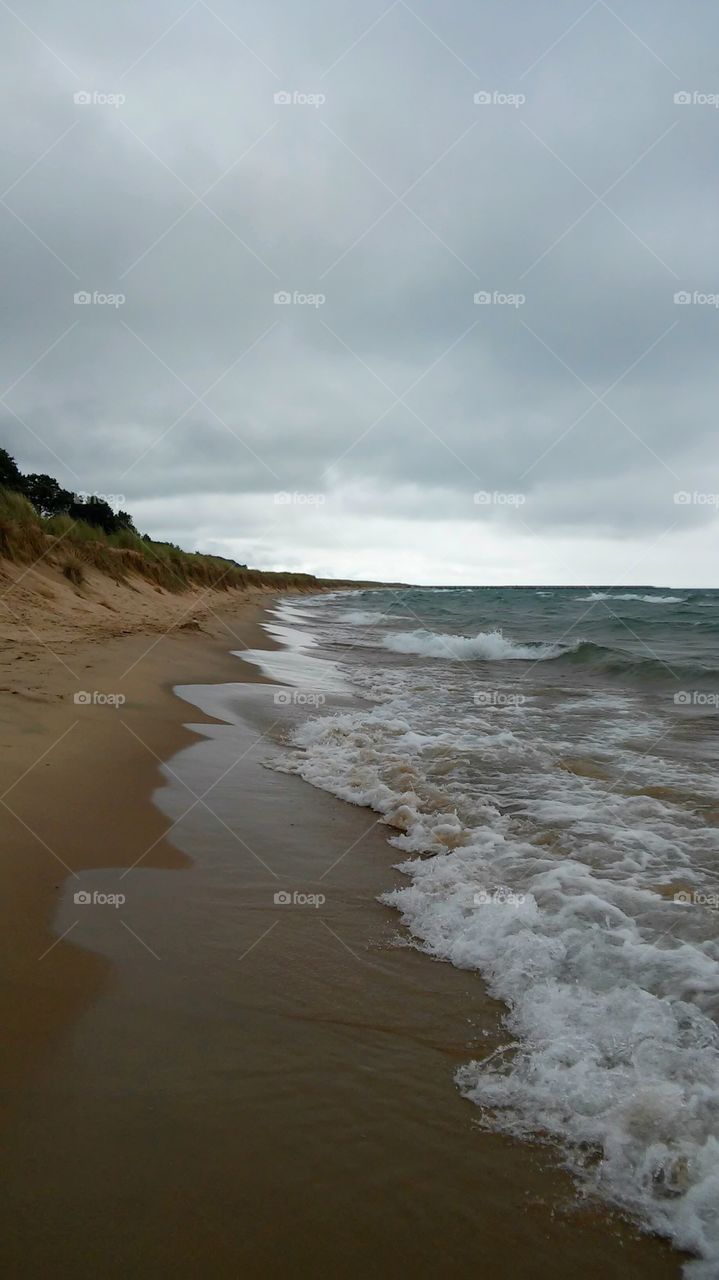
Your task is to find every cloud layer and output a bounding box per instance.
[1,0,717,583]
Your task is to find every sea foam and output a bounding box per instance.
[577,593,687,604]
[270,586,719,1274]
[278,691,719,1275]
[382,628,565,661]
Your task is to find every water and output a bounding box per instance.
[263,586,719,1275]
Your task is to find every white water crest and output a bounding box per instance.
[577,593,687,604]
[268,588,719,1275]
[382,628,569,661]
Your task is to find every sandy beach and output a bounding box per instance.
[0,565,286,1092]
[0,574,686,1278]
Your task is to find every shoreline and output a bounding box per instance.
[1,592,686,1277]
[0,585,299,1096]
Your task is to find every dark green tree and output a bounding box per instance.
[23,473,74,516]
[68,496,119,534]
[0,446,24,491]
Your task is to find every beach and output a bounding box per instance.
[0,581,688,1277]
[0,577,283,1084]
[2,0,715,1268]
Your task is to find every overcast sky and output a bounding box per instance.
[1,0,717,584]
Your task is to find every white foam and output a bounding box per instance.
[238,605,351,692]
[389,856,719,1271]
[274,689,719,1274]
[266,592,719,1272]
[382,628,566,661]
[577,593,687,604]
[340,609,383,624]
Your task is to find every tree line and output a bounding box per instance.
[1,445,141,537]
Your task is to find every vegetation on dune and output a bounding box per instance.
[61,555,85,587]
[0,449,24,492]
[0,447,352,594]
[0,488,47,562]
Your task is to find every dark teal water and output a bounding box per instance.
[337,584,719,687]
[267,586,719,1275]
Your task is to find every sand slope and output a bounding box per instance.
[0,550,298,1091]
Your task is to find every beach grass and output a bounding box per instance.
[0,484,338,594]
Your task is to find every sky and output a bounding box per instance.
[1,0,718,585]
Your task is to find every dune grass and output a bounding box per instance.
[0,489,47,561]
[61,555,85,587]
[0,486,340,594]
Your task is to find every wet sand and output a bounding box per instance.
[0,601,685,1278]
[0,589,284,1091]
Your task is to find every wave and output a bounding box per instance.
[388,855,719,1275]
[274,589,719,1273]
[382,628,566,661]
[577,592,687,604]
[379,629,716,683]
[275,697,719,1276]
[552,640,717,683]
[340,609,383,624]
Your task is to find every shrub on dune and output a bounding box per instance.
[0,487,46,561]
[61,556,85,587]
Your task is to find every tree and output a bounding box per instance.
[0,447,23,492]
[23,473,73,517]
[68,496,119,534]
[116,510,136,531]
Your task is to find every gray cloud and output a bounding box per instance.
[1,0,718,583]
